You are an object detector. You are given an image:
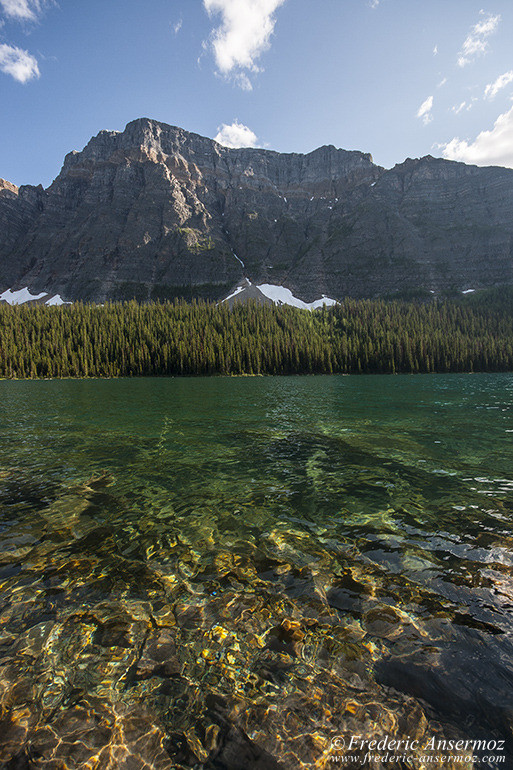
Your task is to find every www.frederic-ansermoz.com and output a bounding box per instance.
[329,735,506,765]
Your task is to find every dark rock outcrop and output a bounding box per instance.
[0,118,512,302]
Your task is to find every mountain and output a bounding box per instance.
[1,118,512,304]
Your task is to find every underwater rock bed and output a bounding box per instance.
[0,375,513,768]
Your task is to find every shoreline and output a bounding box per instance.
[0,369,511,382]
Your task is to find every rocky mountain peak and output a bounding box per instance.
[55,119,381,192]
[0,178,18,196]
[1,118,512,304]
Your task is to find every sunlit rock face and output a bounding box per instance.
[1,119,513,303]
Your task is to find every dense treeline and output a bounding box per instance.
[0,294,512,378]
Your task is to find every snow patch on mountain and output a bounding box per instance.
[0,287,69,305]
[222,281,338,311]
[257,284,337,310]
[1,287,47,304]
[223,285,246,302]
[45,294,67,306]
[232,252,245,268]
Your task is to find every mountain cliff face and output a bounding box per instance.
[1,118,512,302]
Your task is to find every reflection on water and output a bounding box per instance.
[0,374,512,769]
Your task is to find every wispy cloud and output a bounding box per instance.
[451,100,476,115]
[203,0,286,90]
[369,0,380,9]
[451,101,467,115]
[0,42,39,82]
[172,18,182,35]
[417,95,434,125]
[0,0,49,22]
[437,77,448,88]
[441,105,513,169]
[484,70,513,100]
[433,44,438,56]
[214,120,258,148]
[457,12,500,67]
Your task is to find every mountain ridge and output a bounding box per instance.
[1,117,512,303]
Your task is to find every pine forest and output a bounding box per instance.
[0,290,512,379]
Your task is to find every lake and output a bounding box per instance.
[0,374,512,768]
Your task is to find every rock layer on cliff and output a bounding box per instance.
[1,118,512,302]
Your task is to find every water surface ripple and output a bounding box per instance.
[0,374,513,769]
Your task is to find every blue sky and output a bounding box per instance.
[2,0,513,187]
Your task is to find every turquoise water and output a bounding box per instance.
[0,374,512,768]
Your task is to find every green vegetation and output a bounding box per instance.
[0,293,512,378]
[176,227,215,252]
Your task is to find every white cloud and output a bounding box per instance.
[172,18,182,35]
[0,0,47,22]
[0,0,52,83]
[441,105,513,168]
[437,77,448,88]
[433,44,438,56]
[0,42,39,82]
[203,0,286,89]
[369,0,380,8]
[452,101,467,115]
[484,70,513,100]
[214,120,258,148]
[457,12,500,67]
[451,98,478,114]
[417,95,433,125]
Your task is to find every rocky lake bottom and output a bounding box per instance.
[0,374,512,769]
